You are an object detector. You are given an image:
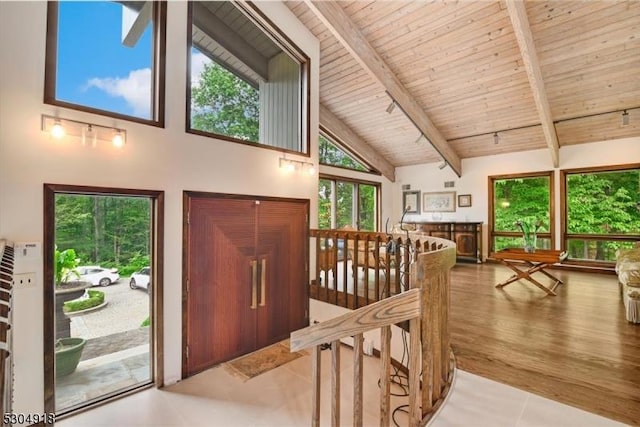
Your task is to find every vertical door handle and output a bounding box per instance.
[259,258,266,307]
[250,260,258,309]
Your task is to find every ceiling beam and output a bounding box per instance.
[121,1,152,48]
[304,0,462,177]
[320,104,396,182]
[506,0,560,167]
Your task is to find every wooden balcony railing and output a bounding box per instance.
[310,229,445,309]
[292,238,456,427]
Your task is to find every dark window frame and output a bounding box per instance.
[185,1,311,157]
[44,1,167,127]
[560,163,640,268]
[319,173,381,231]
[43,183,165,416]
[488,171,555,256]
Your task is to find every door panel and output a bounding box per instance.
[256,200,308,347]
[186,195,308,377]
[187,197,257,375]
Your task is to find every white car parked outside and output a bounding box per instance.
[130,266,151,292]
[77,266,120,287]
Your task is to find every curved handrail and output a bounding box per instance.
[294,239,457,427]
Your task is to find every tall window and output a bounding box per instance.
[489,172,554,253]
[561,164,640,264]
[187,1,308,154]
[44,1,166,124]
[319,176,379,231]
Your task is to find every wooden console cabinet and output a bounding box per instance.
[407,221,482,263]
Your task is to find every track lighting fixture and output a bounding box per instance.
[622,110,630,126]
[385,100,396,114]
[493,132,499,145]
[414,133,424,144]
[41,115,126,148]
[279,157,315,176]
[438,161,447,170]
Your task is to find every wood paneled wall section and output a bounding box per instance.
[260,52,301,151]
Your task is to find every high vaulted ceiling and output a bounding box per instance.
[285,0,640,180]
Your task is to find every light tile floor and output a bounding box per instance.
[58,348,626,427]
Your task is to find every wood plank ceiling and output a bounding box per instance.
[285,0,640,178]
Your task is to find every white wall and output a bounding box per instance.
[394,137,640,258]
[0,0,319,415]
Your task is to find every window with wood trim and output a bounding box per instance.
[561,164,640,265]
[187,1,309,155]
[319,176,379,231]
[44,1,166,125]
[488,172,554,254]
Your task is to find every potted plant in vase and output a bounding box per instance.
[54,246,89,377]
[515,218,543,253]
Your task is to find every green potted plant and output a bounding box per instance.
[55,337,86,378]
[54,246,89,376]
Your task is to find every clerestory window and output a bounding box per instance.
[187,1,309,155]
[44,1,166,125]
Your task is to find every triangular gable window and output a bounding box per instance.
[319,134,374,173]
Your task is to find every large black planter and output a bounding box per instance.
[55,281,91,339]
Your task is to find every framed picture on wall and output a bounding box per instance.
[423,191,456,212]
[402,190,421,214]
[458,194,472,208]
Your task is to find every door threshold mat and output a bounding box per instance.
[224,340,306,381]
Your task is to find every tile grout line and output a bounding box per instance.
[515,393,530,427]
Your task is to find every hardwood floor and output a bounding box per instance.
[450,262,640,426]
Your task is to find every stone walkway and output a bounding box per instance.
[57,279,152,411]
[81,327,149,361]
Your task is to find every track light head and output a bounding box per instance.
[386,101,396,114]
[622,110,630,126]
[493,132,499,145]
[438,161,447,170]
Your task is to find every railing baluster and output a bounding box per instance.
[384,236,391,299]
[353,234,360,309]
[432,273,442,402]
[409,316,421,426]
[312,345,321,427]
[379,326,391,427]
[331,339,341,427]
[394,238,401,295]
[331,235,339,305]
[342,233,348,308]
[363,236,370,306]
[353,333,364,427]
[374,236,381,302]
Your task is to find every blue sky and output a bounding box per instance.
[56,2,153,119]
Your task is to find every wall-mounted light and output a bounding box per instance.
[50,119,66,139]
[493,132,499,145]
[41,115,126,148]
[622,110,630,126]
[279,157,315,176]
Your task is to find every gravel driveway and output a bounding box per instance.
[70,277,150,339]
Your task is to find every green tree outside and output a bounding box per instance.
[191,61,259,141]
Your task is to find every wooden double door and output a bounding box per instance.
[184,193,309,377]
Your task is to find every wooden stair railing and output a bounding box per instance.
[311,229,445,309]
[292,243,456,427]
